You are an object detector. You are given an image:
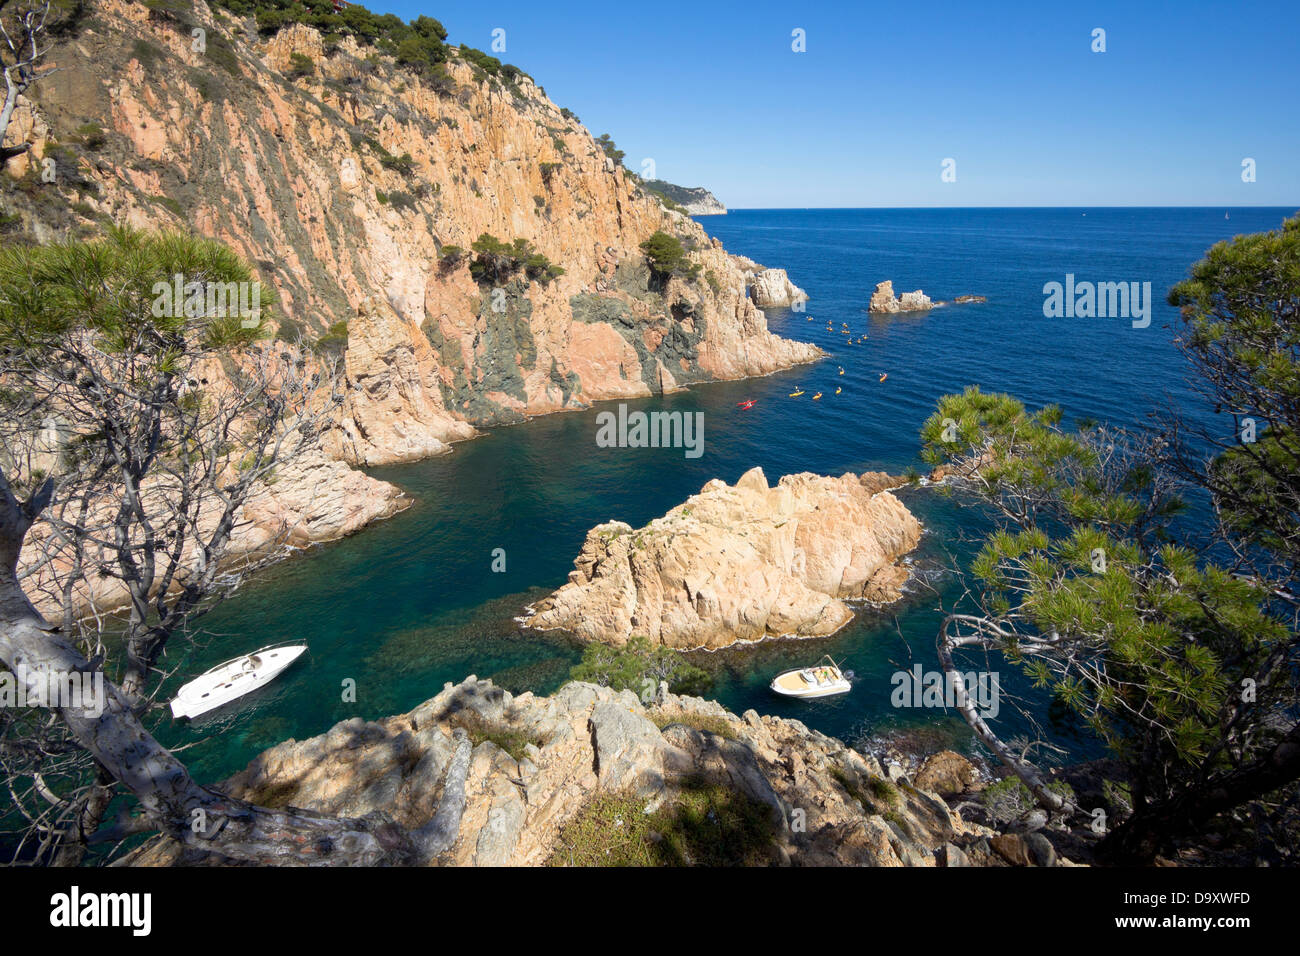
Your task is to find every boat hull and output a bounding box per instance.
[170,645,307,719]
[769,667,851,699]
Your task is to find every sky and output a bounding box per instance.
[374,0,1299,208]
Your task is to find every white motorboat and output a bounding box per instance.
[170,643,307,719]
[770,655,851,699]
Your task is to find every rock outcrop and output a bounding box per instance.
[914,750,984,796]
[869,280,933,313]
[748,268,810,309]
[525,467,922,649]
[868,282,989,314]
[5,0,819,466]
[325,296,479,466]
[127,676,1037,867]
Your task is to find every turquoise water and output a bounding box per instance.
[160,207,1296,782]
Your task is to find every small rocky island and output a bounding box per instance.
[868,280,987,313]
[525,467,922,649]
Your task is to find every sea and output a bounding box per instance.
[156,206,1297,783]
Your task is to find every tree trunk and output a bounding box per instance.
[936,617,1078,817]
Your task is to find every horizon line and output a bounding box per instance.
[715,204,1300,211]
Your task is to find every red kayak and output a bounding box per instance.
[737,399,757,409]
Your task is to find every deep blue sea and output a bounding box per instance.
[160,207,1297,783]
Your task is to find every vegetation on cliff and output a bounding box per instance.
[463,232,564,286]
[547,778,779,866]
[639,230,700,283]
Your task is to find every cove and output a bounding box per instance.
[160,207,1293,785]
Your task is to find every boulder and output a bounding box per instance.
[990,832,1058,867]
[915,750,982,795]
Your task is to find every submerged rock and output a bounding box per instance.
[525,467,922,649]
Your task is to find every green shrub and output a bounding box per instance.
[458,45,501,77]
[131,38,162,67]
[639,230,699,282]
[378,151,415,177]
[981,776,1035,823]
[75,123,106,150]
[386,189,417,211]
[286,51,315,79]
[595,133,624,166]
[569,635,711,698]
[447,710,542,763]
[547,777,778,867]
[313,320,348,356]
[149,194,184,217]
[205,33,241,76]
[467,233,563,286]
[650,710,735,740]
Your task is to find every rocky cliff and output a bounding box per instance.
[2,0,819,469]
[642,179,727,215]
[525,467,922,649]
[126,675,1061,867]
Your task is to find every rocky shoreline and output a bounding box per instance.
[124,675,1080,867]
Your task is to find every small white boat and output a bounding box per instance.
[770,656,851,699]
[170,644,307,719]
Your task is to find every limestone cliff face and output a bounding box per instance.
[4,0,820,466]
[127,676,1033,867]
[526,467,923,649]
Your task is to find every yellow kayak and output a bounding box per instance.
[813,392,822,400]
[789,389,804,397]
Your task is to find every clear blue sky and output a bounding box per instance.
[376,0,1299,208]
